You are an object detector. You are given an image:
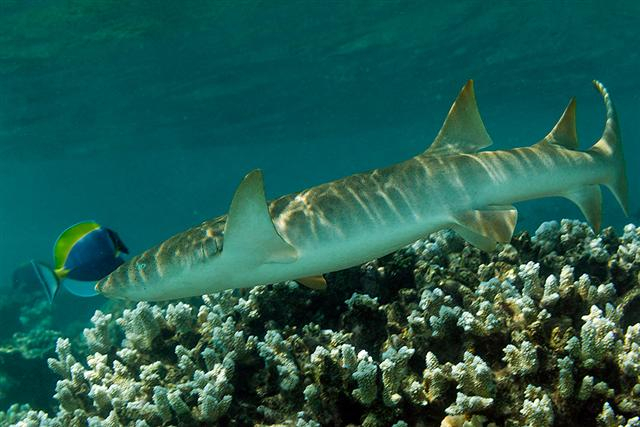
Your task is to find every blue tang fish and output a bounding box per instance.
[25,221,128,302]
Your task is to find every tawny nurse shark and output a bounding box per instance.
[97,81,628,301]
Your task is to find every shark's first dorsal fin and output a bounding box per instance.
[224,169,298,264]
[540,98,579,149]
[426,80,493,156]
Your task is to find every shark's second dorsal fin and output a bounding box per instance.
[539,98,579,149]
[224,169,298,264]
[426,80,493,156]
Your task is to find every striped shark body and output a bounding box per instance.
[96,81,628,301]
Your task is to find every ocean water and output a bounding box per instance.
[0,1,639,424]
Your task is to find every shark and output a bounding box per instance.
[96,80,628,301]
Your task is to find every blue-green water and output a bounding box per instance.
[0,0,639,421]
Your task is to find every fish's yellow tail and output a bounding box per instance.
[589,80,628,215]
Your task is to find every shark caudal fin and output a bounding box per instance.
[589,80,629,216]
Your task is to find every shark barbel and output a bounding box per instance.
[97,81,628,301]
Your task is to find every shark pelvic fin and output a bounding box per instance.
[426,80,493,156]
[562,185,602,233]
[451,206,518,252]
[224,169,298,264]
[540,98,579,149]
[296,275,327,290]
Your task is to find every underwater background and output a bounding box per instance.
[0,1,639,426]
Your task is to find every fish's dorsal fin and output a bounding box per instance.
[540,98,579,149]
[53,221,101,270]
[451,206,518,252]
[426,80,493,156]
[296,275,327,290]
[224,169,298,264]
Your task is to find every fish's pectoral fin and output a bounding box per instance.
[539,97,579,149]
[296,275,327,290]
[224,169,298,264]
[451,206,518,252]
[562,185,602,233]
[425,80,493,156]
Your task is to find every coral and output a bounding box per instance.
[502,340,538,376]
[556,355,574,398]
[351,350,378,406]
[520,385,554,427]
[2,220,640,426]
[258,330,300,392]
[0,288,63,411]
[83,311,113,354]
[579,305,618,369]
[450,352,495,398]
[423,352,450,403]
[116,302,165,352]
[379,346,415,406]
[445,393,494,415]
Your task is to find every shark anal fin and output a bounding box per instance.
[224,169,298,264]
[562,185,602,233]
[426,80,493,156]
[540,97,579,149]
[296,275,327,290]
[451,206,518,252]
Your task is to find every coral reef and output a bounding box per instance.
[2,219,640,426]
[0,292,59,411]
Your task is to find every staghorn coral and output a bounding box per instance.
[2,220,640,426]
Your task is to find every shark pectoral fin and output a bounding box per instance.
[224,169,298,264]
[539,97,579,149]
[296,275,327,290]
[562,185,602,233]
[451,206,518,252]
[426,80,493,156]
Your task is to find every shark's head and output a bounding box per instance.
[94,253,204,301]
[95,170,300,301]
[96,217,227,301]
[95,258,169,301]
[95,266,143,300]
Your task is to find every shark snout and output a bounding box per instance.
[95,275,122,299]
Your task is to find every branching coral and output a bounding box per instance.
[3,220,640,426]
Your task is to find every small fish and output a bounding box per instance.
[21,221,128,302]
[97,80,627,301]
